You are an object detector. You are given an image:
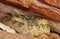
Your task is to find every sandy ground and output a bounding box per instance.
[0,31,60,39]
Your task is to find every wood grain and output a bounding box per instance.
[0,0,60,22]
